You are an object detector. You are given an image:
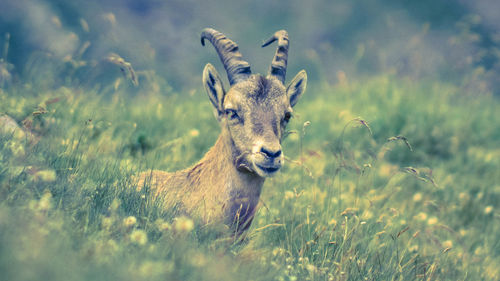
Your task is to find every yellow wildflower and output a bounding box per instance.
[174,216,194,233]
[123,216,137,228]
[427,216,438,225]
[130,229,148,245]
[413,193,422,202]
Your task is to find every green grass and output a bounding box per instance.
[1,70,499,280]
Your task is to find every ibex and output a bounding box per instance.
[137,28,307,234]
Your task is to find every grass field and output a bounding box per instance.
[1,60,499,280]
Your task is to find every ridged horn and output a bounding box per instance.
[262,30,289,84]
[201,28,252,85]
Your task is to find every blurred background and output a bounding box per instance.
[0,0,499,94]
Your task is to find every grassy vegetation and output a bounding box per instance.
[1,61,499,281]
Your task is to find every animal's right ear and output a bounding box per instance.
[203,63,226,120]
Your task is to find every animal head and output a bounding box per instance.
[201,28,307,177]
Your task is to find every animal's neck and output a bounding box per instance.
[192,128,265,228]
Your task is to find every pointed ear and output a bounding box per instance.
[203,63,226,119]
[287,70,307,107]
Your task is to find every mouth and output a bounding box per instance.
[255,164,281,175]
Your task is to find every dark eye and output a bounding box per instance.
[225,109,239,121]
[283,112,292,123]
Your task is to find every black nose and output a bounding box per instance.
[260,146,282,158]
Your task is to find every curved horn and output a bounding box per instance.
[262,30,289,84]
[201,28,252,85]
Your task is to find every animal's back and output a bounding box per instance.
[135,165,229,224]
[136,170,189,212]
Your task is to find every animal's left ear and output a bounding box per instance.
[287,70,307,107]
[203,63,226,120]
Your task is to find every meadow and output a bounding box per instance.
[1,1,500,279]
[1,58,499,280]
